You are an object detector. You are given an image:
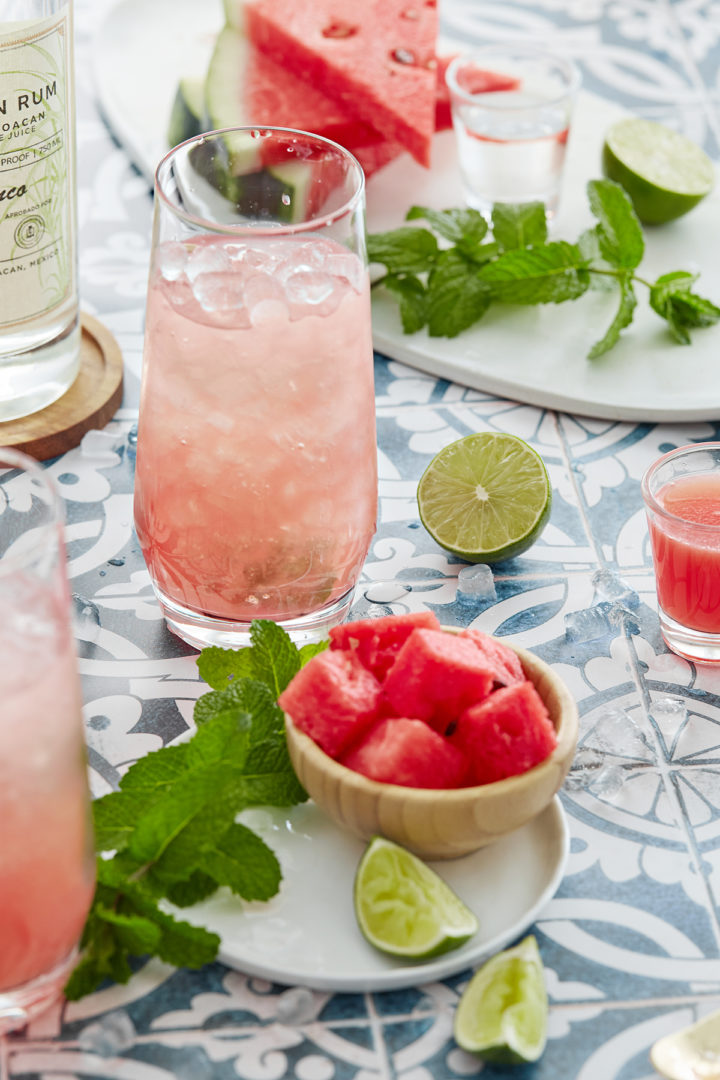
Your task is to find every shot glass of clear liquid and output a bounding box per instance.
[445,45,581,218]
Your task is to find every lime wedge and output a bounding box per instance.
[603,117,715,225]
[417,432,551,564]
[453,935,548,1064]
[353,836,478,959]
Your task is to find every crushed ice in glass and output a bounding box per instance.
[185,243,232,282]
[193,271,246,313]
[274,987,317,1025]
[78,1010,136,1057]
[457,564,497,606]
[157,241,188,281]
[592,569,640,609]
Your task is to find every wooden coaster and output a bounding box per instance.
[0,313,124,461]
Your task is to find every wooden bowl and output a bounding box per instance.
[284,637,578,860]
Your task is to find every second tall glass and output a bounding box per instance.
[134,127,378,649]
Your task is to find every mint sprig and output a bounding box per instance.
[66,620,325,1001]
[367,179,720,359]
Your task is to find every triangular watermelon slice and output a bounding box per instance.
[244,0,439,168]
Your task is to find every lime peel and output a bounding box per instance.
[353,836,478,959]
[417,432,551,563]
[453,934,548,1064]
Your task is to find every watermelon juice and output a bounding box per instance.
[642,444,720,663]
[647,474,720,632]
[0,632,95,998]
[134,233,378,641]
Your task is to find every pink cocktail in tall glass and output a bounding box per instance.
[0,449,95,1030]
[134,128,377,649]
[642,443,720,664]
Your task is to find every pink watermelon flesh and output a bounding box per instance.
[329,610,441,680]
[461,629,525,686]
[450,681,557,785]
[245,0,439,168]
[341,717,467,788]
[278,649,382,759]
[383,628,495,732]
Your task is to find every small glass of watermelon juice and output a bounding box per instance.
[134,127,378,649]
[642,443,720,663]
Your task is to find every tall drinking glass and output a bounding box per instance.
[134,127,378,649]
[0,448,94,1031]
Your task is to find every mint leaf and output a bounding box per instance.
[298,641,329,665]
[426,249,492,336]
[249,619,303,697]
[123,888,220,969]
[95,907,163,954]
[479,242,590,304]
[201,822,281,901]
[166,871,218,908]
[650,271,720,343]
[382,274,427,333]
[367,227,438,274]
[197,646,255,690]
[406,205,488,256]
[491,202,547,250]
[587,179,644,270]
[587,275,637,359]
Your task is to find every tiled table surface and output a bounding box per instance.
[6,1,720,1078]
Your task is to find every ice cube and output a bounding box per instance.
[590,763,625,799]
[457,563,497,606]
[606,603,641,635]
[192,271,246,313]
[185,243,233,282]
[589,706,652,759]
[244,271,286,315]
[326,251,364,291]
[651,696,687,735]
[78,1010,136,1057]
[72,594,100,642]
[285,270,335,306]
[274,986,317,1025]
[156,241,188,282]
[564,602,612,643]
[126,423,138,456]
[592,569,639,609]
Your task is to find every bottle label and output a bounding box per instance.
[0,12,73,330]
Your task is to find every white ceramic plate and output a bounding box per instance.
[93,0,720,421]
[179,796,569,993]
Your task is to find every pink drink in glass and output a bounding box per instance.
[133,127,378,649]
[0,451,94,1025]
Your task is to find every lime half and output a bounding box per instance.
[353,836,478,959]
[603,117,715,225]
[417,432,551,564]
[453,935,548,1064]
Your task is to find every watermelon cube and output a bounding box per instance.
[383,628,496,732]
[341,717,467,789]
[450,681,557,785]
[278,649,382,759]
[461,629,525,686]
[329,610,441,680]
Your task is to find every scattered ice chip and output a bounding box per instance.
[80,429,124,463]
[72,594,100,642]
[157,241,188,281]
[590,763,625,799]
[126,423,138,456]
[589,706,652,760]
[78,1010,136,1057]
[606,603,641,635]
[274,986,317,1025]
[564,603,612,643]
[363,581,411,603]
[652,696,687,724]
[185,243,233,282]
[565,747,605,790]
[592,569,640,609]
[193,271,246,313]
[457,563,496,605]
